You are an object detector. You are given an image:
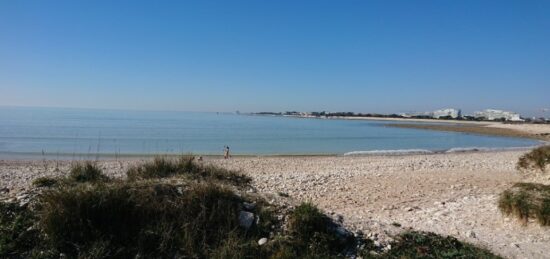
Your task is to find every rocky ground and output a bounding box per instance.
[1,151,549,258]
[210,151,550,259]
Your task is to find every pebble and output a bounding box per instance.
[258,238,268,246]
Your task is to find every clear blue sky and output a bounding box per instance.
[1,0,549,116]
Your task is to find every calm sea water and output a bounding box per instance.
[0,107,540,157]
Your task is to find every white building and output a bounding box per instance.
[474,109,522,121]
[431,108,461,119]
[400,108,461,119]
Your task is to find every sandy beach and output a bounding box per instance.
[1,150,549,258]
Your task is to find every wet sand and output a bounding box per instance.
[384,122,550,141]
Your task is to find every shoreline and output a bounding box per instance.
[384,122,550,141]
[0,145,542,161]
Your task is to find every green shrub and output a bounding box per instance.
[126,156,251,186]
[39,181,249,258]
[498,183,550,226]
[126,156,183,180]
[366,231,501,259]
[69,161,109,183]
[0,203,41,257]
[32,177,59,188]
[285,202,349,257]
[517,146,550,173]
[288,203,329,243]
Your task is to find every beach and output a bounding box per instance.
[309,116,550,141]
[1,150,549,258]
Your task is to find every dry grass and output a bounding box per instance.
[40,181,245,258]
[32,177,59,188]
[126,156,251,187]
[517,146,550,173]
[68,161,110,183]
[498,183,550,226]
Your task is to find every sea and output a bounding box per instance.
[0,106,541,158]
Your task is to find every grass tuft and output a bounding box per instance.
[498,183,550,226]
[126,156,251,186]
[282,202,351,257]
[32,177,59,188]
[365,231,501,259]
[68,161,109,183]
[39,181,245,258]
[0,202,41,257]
[517,146,550,173]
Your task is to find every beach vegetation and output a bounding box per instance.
[498,182,550,226]
[0,157,503,258]
[363,231,501,259]
[517,146,550,173]
[32,176,59,188]
[68,161,109,183]
[126,156,251,187]
[0,202,42,257]
[284,202,351,256]
[39,181,249,258]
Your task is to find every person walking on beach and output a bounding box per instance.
[224,145,231,159]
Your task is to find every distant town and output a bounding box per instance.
[251,108,550,123]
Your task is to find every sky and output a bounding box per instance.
[1,1,549,116]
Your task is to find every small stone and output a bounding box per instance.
[258,238,268,246]
[16,194,28,201]
[238,211,255,229]
[404,207,413,212]
[466,230,476,238]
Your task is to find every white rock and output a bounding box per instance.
[258,237,268,246]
